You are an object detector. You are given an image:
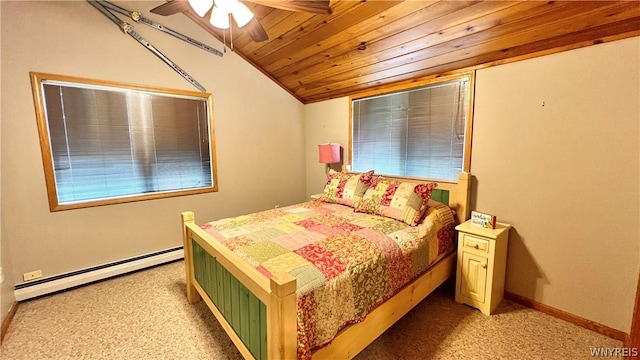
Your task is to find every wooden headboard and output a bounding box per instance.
[345,171,472,224]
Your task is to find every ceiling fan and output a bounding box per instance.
[150,0,332,42]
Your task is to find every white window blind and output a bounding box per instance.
[352,78,469,181]
[41,81,214,206]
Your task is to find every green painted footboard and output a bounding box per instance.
[192,240,268,360]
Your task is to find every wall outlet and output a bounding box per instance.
[23,270,43,282]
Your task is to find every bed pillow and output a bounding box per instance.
[320,170,374,207]
[354,176,438,226]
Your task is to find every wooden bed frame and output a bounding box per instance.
[181,172,471,359]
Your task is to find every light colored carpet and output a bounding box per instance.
[0,261,621,359]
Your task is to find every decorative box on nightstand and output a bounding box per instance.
[455,219,511,315]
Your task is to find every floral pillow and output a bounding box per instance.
[354,176,438,226]
[320,170,374,207]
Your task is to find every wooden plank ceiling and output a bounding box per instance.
[157,1,640,103]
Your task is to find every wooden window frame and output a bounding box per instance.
[30,72,219,211]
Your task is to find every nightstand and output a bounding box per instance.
[455,220,511,315]
[310,194,322,200]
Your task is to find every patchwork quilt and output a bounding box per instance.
[200,199,456,359]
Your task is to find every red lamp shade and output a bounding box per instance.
[318,143,341,164]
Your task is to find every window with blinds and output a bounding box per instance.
[351,77,471,181]
[31,73,217,211]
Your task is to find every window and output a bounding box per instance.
[31,72,217,211]
[351,74,473,181]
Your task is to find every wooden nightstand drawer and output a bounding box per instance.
[462,234,490,253]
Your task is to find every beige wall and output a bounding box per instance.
[472,37,639,333]
[304,37,640,333]
[304,97,350,198]
[0,0,15,328]
[0,1,305,285]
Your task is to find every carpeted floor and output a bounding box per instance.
[0,261,621,359]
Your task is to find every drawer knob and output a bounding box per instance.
[473,244,480,249]
[481,263,488,269]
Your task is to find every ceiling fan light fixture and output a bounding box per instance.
[188,0,214,17]
[209,6,230,29]
[214,0,238,14]
[232,2,254,28]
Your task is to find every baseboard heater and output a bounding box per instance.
[14,246,184,301]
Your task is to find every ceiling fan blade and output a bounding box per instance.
[244,17,269,42]
[247,0,331,15]
[150,0,190,16]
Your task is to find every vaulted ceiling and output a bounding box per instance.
[151,1,640,103]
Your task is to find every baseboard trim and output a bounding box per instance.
[504,291,629,343]
[14,246,184,301]
[1,301,19,343]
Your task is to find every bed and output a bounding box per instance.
[181,172,471,359]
